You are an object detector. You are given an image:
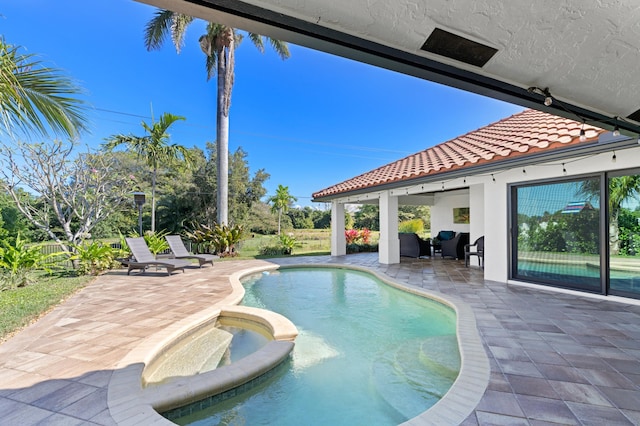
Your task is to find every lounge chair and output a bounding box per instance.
[465,236,484,268]
[165,235,219,268]
[123,237,191,275]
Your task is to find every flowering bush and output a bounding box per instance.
[345,228,372,244]
[345,229,360,244]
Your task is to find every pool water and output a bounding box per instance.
[173,267,459,426]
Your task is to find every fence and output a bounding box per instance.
[38,243,73,268]
[36,241,179,269]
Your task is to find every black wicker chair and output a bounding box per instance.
[465,236,485,268]
[441,232,470,260]
[399,233,431,258]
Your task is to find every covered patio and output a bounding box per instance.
[0,256,639,424]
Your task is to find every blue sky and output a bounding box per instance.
[2,0,524,207]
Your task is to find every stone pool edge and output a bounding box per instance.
[106,262,489,425]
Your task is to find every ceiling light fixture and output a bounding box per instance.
[491,174,496,182]
[612,151,617,162]
[528,86,553,107]
[579,123,587,142]
[562,163,567,175]
[613,122,621,137]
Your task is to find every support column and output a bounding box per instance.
[330,201,346,256]
[379,191,400,264]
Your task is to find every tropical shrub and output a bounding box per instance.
[399,219,424,234]
[345,229,359,244]
[143,230,170,256]
[71,241,118,276]
[344,228,377,254]
[185,223,244,256]
[258,233,298,256]
[279,233,297,255]
[360,228,371,244]
[0,234,56,290]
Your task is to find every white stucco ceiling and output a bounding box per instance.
[139,0,640,134]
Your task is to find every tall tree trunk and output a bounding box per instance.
[151,167,157,233]
[610,210,620,255]
[215,28,234,226]
[278,208,282,235]
[216,79,229,225]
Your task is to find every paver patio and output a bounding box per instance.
[1,254,639,425]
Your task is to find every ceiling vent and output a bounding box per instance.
[421,28,497,67]
[627,109,640,123]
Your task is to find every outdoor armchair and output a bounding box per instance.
[399,233,431,258]
[441,232,470,260]
[165,235,219,268]
[432,230,455,254]
[465,236,484,268]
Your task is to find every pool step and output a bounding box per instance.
[370,335,460,419]
[418,335,460,379]
[145,327,233,384]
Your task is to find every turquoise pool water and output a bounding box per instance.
[172,267,459,425]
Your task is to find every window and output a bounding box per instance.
[512,178,602,293]
[608,171,640,297]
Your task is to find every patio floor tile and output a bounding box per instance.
[515,394,579,424]
[1,254,639,425]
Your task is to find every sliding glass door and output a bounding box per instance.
[608,171,640,297]
[512,177,602,293]
[512,171,640,298]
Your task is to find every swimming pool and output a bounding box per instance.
[170,267,459,425]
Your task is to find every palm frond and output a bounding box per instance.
[269,38,291,60]
[247,33,264,53]
[0,40,87,139]
[171,13,194,54]
[144,9,175,51]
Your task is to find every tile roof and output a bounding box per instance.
[312,109,604,199]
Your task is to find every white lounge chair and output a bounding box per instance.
[165,235,219,268]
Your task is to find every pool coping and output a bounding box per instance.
[107,262,489,425]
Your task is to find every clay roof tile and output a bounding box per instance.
[313,109,606,199]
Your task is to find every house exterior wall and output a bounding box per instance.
[469,184,485,243]
[325,142,640,296]
[431,190,471,235]
[483,144,639,283]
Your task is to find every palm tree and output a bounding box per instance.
[104,112,191,232]
[581,175,640,255]
[268,184,297,235]
[0,38,87,139]
[144,11,290,225]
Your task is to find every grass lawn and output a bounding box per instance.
[0,272,93,342]
[234,229,333,258]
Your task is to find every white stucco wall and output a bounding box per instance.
[482,143,640,283]
[469,184,485,243]
[430,189,470,236]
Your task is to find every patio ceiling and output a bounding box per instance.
[139,0,640,136]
